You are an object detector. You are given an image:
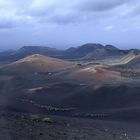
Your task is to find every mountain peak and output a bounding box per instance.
[19,46,57,52]
[105,45,118,50]
[3,54,73,74]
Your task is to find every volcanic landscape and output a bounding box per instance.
[0,44,140,140]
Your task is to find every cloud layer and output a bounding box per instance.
[0,0,140,49]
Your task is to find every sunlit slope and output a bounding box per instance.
[1,54,73,74]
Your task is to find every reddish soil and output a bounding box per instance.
[2,54,74,74]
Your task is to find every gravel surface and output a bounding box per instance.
[0,111,140,140]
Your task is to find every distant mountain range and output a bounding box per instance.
[0,43,139,62]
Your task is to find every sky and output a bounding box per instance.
[0,0,140,50]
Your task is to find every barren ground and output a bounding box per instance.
[0,111,140,140]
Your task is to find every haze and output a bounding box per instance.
[0,0,140,50]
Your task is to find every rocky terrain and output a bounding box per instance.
[1,54,73,75]
[0,44,139,62]
[0,44,140,139]
[0,111,140,140]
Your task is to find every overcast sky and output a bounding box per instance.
[0,0,140,50]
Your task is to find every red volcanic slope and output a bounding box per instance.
[68,65,123,81]
[2,54,74,74]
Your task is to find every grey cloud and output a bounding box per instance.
[77,0,131,12]
[49,14,78,24]
[127,3,140,17]
[26,0,137,25]
[0,17,21,29]
[0,22,15,29]
[0,0,137,26]
[0,0,140,50]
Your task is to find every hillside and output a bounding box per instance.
[0,46,64,62]
[66,65,123,81]
[0,45,140,123]
[1,54,73,75]
[0,44,139,62]
[62,44,134,60]
[107,52,139,65]
[125,54,140,69]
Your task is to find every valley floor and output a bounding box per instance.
[0,111,140,140]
